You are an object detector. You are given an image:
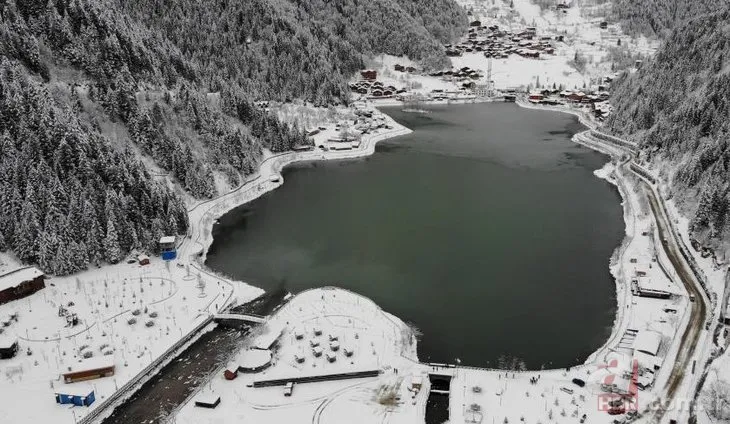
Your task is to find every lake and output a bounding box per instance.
[206,103,624,369]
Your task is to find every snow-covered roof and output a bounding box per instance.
[238,349,272,369]
[637,372,655,388]
[634,330,662,356]
[62,356,115,374]
[0,336,18,349]
[195,391,220,405]
[634,351,663,370]
[55,383,94,397]
[159,236,176,244]
[253,323,284,350]
[0,267,43,292]
[609,376,635,394]
[636,277,672,294]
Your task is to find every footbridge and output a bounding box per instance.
[213,313,266,324]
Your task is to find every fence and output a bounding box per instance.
[591,130,639,153]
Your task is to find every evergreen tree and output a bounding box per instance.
[104,219,122,264]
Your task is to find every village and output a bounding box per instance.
[340,3,624,125]
[0,86,719,423]
[446,20,558,59]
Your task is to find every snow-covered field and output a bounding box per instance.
[174,287,426,424]
[2,1,725,423]
[0,256,254,424]
[0,105,410,424]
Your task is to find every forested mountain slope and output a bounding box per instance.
[0,0,466,274]
[606,6,730,255]
[118,0,466,103]
[0,58,189,274]
[612,0,729,38]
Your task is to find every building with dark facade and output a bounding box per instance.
[0,267,45,305]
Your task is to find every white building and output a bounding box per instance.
[474,84,490,98]
[634,330,662,356]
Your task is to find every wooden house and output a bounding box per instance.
[360,69,377,81]
[0,337,19,359]
[567,92,586,102]
[0,267,45,306]
[62,357,115,383]
[528,92,544,102]
[223,368,238,380]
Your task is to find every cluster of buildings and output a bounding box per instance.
[428,66,483,82]
[393,63,418,74]
[348,70,406,98]
[308,104,392,151]
[526,87,614,120]
[446,21,559,59]
[528,88,609,103]
[294,327,353,366]
[351,107,392,135]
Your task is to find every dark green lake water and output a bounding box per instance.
[206,103,624,369]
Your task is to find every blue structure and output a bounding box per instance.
[55,387,95,407]
[159,236,177,261]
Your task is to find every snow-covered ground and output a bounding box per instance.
[365,0,659,99]
[664,197,729,423]
[174,287,425,424]
[0,104,410,424]
[2,1,724,423]
[170,110,719,424]
[459,0,659,88]
[0,255,255,424]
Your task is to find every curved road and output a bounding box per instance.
[581,129,710,423]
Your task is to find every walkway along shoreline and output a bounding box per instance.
[86,99,718,423]
[517,99,717,422]
[189,98,705,378]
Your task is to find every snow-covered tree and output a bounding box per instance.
[104,219,122,264]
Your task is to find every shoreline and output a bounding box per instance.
[183,112,412,268]
[196,99,632,371]
[516,99,630,367]
[517,100,719,423]
[136,100,711,424]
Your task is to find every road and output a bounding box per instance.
[639,177,708,421]
[582,129,710,422]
